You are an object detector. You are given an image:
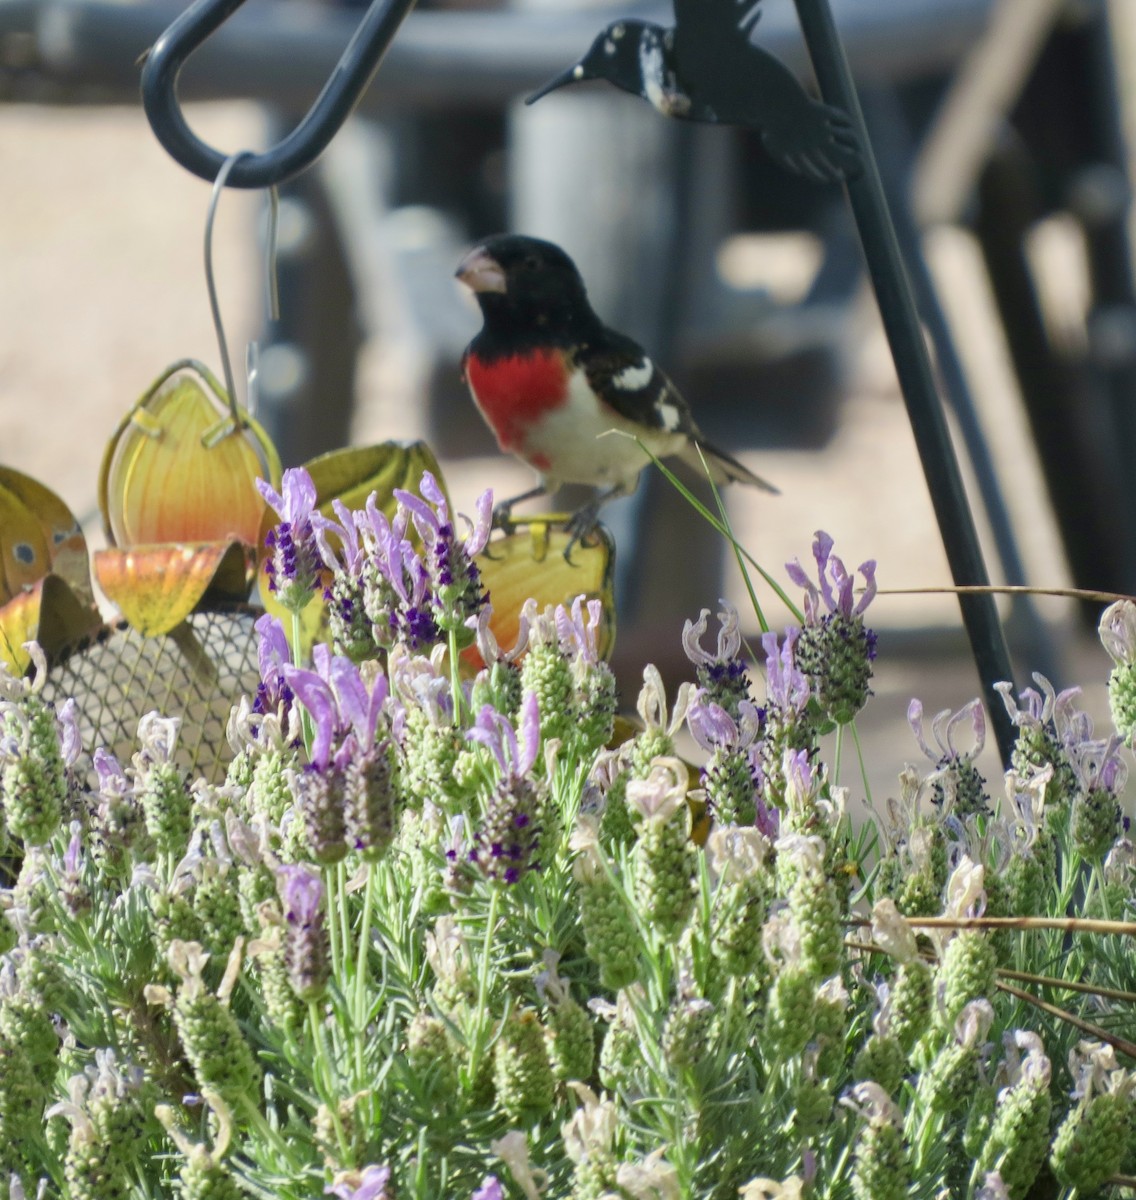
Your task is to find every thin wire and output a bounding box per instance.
[265,185,281,321]
[204,150,252,422]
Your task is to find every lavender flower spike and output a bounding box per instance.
[278,863,323,928]
[470,1179,505,1200]
[682,600,742,666]
[258,467,322,612]
[282,663,337,771]
[762,629,810,714]
[326,1165,392,1200]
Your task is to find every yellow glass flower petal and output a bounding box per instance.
[0,575,102,675]
[99,360,282,548]
[470,518,617,668]
[0,466,91,605]
[94,541,255,637]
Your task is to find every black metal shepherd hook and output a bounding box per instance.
[141,0,418,188]
[531,0,1018,762]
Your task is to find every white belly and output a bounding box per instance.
[522,369,686,490]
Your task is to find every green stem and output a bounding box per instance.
[290,609,314,754]
[466,885,501,1086]
[447,625,465,725]
[325,864,342,982]
[353,862,377,1083]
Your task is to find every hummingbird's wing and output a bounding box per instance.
[673,0,764,41]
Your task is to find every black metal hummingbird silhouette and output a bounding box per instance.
[527,0,861,184]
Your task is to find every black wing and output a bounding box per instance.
[673,0,764,41]
[577,329,698,437]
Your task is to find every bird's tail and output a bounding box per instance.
[682,438,779,494]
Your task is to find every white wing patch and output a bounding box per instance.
[612,358,654,391]
[657,402,682,431]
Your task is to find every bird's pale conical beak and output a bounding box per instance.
[526,61,592,105]
[455,247,506,294]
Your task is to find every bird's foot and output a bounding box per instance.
[562,504,603,564]
[491,500,515,530]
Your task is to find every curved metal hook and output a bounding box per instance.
[141,0,419,188]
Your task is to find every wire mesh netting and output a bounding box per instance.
[42,606,262,784]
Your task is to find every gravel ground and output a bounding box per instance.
[0,65,1130,806]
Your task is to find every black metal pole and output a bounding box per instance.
[792,0,1017,763]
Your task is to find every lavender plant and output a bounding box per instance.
[0,485,1134,1200]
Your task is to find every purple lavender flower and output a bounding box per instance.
[466,692,546,885]
[284,649,392,862]
[313,500,378,661]
[995,674,1080,808]
[688,692,763,828]
[253,614,295,716]
[908,698,989,817]
[757,629,816,816]
[395,471,491,641]
[682,600,751,714]
[358,495,440,651]
[762,628,811,715]
[785,531,878,725]
[470,1179,504,1200]
[258,468,323,613]
[326,1165,392,1200]
[278,863,330,999]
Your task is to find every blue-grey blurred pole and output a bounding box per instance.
[792,0,1018,763]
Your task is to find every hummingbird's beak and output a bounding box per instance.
[526,61,593,105]
[455,247,506,295]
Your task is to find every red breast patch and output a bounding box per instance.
[465,350,569,453]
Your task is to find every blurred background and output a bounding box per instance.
[2,0,1135,800]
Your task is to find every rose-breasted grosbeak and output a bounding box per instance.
[456,234,777,549]
[526,0,860,184]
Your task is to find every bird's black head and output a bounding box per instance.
[527,20,660,104]
[456,234,597,339]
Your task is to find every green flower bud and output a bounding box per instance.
[597,767,635,850]
[597,991,643,1095]
[662,997,715,1072]
[575,664,618,760]
[782,835,842,980]
[193,874,245,960]
[889,960,933,1056]
[407,1012,459,1099]
[157,1090,243,1200]
[629,761,696,938]
[542,984,594,1089]
[0,997,58,1088]
[937,932,997,1031]
[248,748,295,823]
[853,1034,906,1096]
[520,627,575,747]
[250,940,303,1032]
[152,941,261,1112]
[795,612,875,727]
[1,694,67,847]
[151,892,206,965]
[920,1000,993,1115]
[1050,1043,1133,1195]
[1071,787,1121,863]
[571,820,640,991]
[0,1029,44,1157]
[848,1083,910,1200]
[978,1032,1052,1200]
[813,978,848,1080]
[493,1008,555,1120]
[1108,663,1136,744]
[703,747,757,828]
[793,1071,834,1139]
[765,967,816,1060]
